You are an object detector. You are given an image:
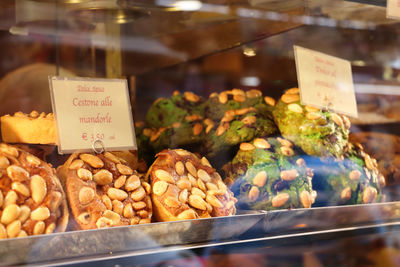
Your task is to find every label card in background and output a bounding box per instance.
[294,45,358,118]
[49,76,137,154]
[387,0,400,19]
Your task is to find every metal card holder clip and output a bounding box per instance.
[92,139,106,154]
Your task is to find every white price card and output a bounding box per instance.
[294,45,358,118]
[49,76,137,154]
[387,0,400,19]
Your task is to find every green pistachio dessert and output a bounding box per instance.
[311,142,385,206]
[223,137,316,211]
[272,88,351,157]
[204,104,278,158]
[146,91,206,128]
[205,89,276,121]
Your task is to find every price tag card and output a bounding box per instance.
[387,0,400,19]
[49,76,137,154]
[294,45,358,118]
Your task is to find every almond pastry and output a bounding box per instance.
[57,151,152,230]
[147,149,236,222]
[1,111,56,144]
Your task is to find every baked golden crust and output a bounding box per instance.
[147,149,236,222]
[1,111,56,145]
[0,143,68,238]
[58,151,152,230]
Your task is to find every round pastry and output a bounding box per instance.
[311,142,385,206]
[145,91,206,129]
[205,89,274,121]
[204,105,278,158]
[223,137,316,211]
[272,88,351,157]
[58,151,152,229]
[0,143,68,238]
[147,149,236,222]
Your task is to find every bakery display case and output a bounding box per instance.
[1,0,400,266]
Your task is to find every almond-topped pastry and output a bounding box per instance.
[147,149,236,222]
[1,111,56,144]
[57,151,152,230]
[0,143,68,238]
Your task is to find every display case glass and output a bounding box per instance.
[1,1,400,266]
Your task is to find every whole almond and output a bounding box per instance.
[218,92,228,104]
[246,89,262,98]
[288,103,303,114]
[193,123,203,136]
[253,171,267,187]
[154,169,175,183]
[349,170,361,181]
[296,158,306,166]
[264,96,276,106]
[253,138,271,149]
[185,162,197,177]
[93,169,112,185]
[362,187,377,204]
[197,169,211,182]
[248,186,260,202]
[188,195,207,210]
[272,193,290,208]
[277,137,293,147]
[240,143,255,151]
[331,113,343,127]
[175,161,185,176]
[282,94,300,104]
[306,112,322,120]
[80,154,104,168]
[206,194,223,208]
[177,209,197,220]
[233,94,246,102]
[300,191,312,208]
[280,169,298,181]
[285,88,300,94]
[153,181,168,196]
[341,187,351,201]
[216,122,229,136]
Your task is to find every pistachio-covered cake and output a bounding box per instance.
[272,88,351,157]
[223,137,316,211]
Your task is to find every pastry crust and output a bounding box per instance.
[0,143,68,238]
[1,111,56,145]
[147,149,236,222]
[58,151,152,230]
